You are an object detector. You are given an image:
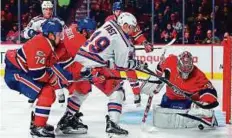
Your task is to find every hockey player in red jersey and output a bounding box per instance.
[4,19,63,137]
[45,18,98,135]
[153,51,219,129]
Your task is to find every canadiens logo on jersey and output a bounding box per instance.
[36,51,46,57]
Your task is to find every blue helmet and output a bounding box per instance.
[42,19,63,36]
[112,2,122,12]
[77,17,97,32]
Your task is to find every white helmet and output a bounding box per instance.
[41,1,53,9]
[117,12,137,27]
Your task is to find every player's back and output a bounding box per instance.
[18,34,54,70]
[74,20,134,68]
[160,55,209,100]
[62,27,86,58]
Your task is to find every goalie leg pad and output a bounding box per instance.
[153,106,200,129]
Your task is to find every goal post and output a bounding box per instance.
[222,37,232,124]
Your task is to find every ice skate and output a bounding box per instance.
[56,112,88,134]
[105,115,128,137]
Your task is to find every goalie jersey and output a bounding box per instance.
[157,55,218,104]
[74,20,135,69]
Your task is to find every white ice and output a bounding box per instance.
[1,78,232,138]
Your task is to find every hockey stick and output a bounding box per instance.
[135,38,176,51]
[177,112,218,129]
[68,75,161,84]
[141,45,168,126]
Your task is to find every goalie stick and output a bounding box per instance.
[177,112,218,129]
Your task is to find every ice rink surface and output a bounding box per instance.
[1,78,232,138]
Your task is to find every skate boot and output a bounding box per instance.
[105,115,128,137]
[30,125,55,138]
[58,94,65,103]
[71,112,88,133]
[56,112,88,134]
[30,111,54,132]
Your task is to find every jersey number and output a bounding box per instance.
[84,31,110,53]
[35,56,45,65]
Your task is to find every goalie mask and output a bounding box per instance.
[177,51,194,79]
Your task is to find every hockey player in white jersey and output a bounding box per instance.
[23,1,64,39]
[24,0,65,104]
[56,12,148,137]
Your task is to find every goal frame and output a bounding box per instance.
[222,37,232,124]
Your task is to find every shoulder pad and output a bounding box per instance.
[32,15,45,22]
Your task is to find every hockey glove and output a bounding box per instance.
[143,41,153,53]
[28,29,39,38]
[80,68,105,84]
[128,59,148,70]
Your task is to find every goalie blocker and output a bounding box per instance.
[152,51,219,129]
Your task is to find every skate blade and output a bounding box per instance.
[55,127,87,135]
[31,134,55,138]
[107,133,128,138]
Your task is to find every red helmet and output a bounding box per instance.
[177,51,194,79]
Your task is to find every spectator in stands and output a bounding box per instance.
[6,24,19,42]
[193,22,204,44]
[154,1,162,18]
[202,30,221,44]
[160,0,170,12]
[171,0,182,17]
[9,0,17,17]
[90,3,106,27]
[162,23,175,38]
[3,4,13,23]
[183,31,194,44]
[160,31,172,44]
[101,0,111,15]
[170,13,182,35]
[163,5,171,23]
[75,4,88,21]
[153,23,161,43]
[200,0,211,15]
[194,13,210,32]
[1,11,7,41]
[160,23,176,43]
[155,13,166,30]
[21,0,29,14]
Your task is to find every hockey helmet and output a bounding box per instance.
[177,51,194,79]
[112,2,123,12]
[42,19,63,36]
[117,12,137,27]
[77,17,97,33]
[41,1,53,9]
